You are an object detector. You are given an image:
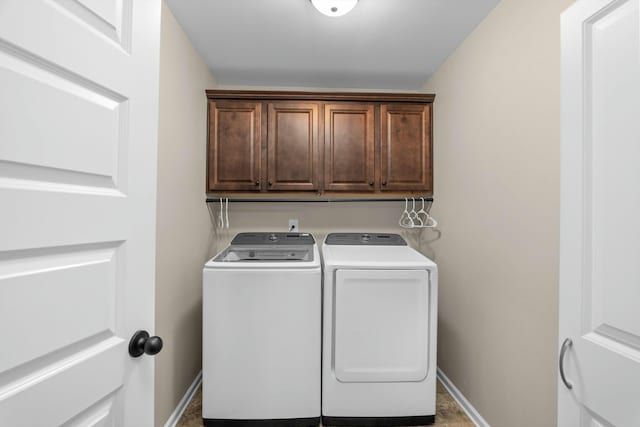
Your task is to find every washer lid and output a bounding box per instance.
[325,232,407,246]
[231,232,315,245]
[205,234,320,268]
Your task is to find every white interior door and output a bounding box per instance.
[0,1,161,426]
[559,0,640,426]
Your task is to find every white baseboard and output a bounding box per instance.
[163,370,202,427]
[437,367,491,427]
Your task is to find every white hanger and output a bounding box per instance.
[218,197,224,229]
[423,212,438,228]
[399,198,415,228]
[422,198,438,228]
[399,197,438,229]
[409,198,422,226]
[417,198,429,225]
[225,197,229,229]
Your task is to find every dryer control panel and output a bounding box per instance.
[325,233,407,246]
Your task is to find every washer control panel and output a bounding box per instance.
[231,232,315,246]
[214,232,316,262]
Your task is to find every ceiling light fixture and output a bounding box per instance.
[310,0,358,17]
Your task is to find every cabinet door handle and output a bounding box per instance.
[559,338,573,390]
[255,181,260,186]
[268,181,273,186]
[369,181,374,186]
[382,181,387,186]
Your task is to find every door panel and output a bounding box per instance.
[0,52,124,180]
[208,101,262,191]
[0,244,119,374]
[267,102,319,191]
[589,0,640,340]
[66,0,127,48]
[1,341,124,427]
[560,1,640,426]
[380,104,432,192]
[324,103,375,192]
[61,392,119,427]
[0,0,159,425]
[333,269,429,383]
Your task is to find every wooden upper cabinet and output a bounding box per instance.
[324,103,375,192]
[267,103,319,191]
[207,100,261,191]
[380,103,432,193]
[205,90,435,196]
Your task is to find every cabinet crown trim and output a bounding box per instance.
[206,90,435,103]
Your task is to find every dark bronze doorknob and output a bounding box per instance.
[129,330,163,357]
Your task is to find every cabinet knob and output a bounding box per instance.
[369,181,374,186]
[382,181,387,186]
[255,181,260,186]
[268,181,273,186]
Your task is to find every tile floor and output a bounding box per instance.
[177,380,474,427]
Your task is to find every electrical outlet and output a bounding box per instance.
[289,219,299,232]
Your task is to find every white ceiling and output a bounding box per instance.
[164,0,499,90]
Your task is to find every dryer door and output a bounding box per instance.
[333,269,430,382]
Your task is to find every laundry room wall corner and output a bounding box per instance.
[155,2,218,426]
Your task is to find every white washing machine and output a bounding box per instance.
[321,233,438,426]
[202,232,321,427]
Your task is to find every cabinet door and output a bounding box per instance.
[208,101,262,191]
[267,103,319,191]
[380,104,432,193]
[324,103,375,192]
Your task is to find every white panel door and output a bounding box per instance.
[560,0,640,426]
[333,269,429,383]
[0,1,160,426]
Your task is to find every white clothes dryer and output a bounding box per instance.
[202,232,321,427]
[321,233,438,426]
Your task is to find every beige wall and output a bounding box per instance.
[422,0,573,426]
[155,3,218,425]
[207,201,438,260]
